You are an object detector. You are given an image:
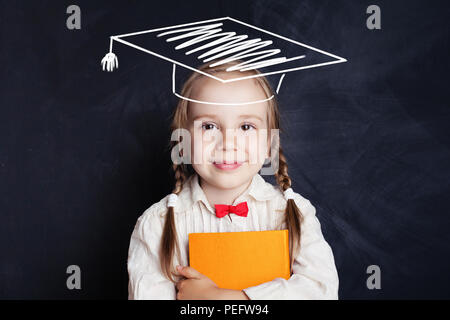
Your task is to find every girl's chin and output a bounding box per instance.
[203,174,249,190]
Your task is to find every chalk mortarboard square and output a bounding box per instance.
[101,17,347,104]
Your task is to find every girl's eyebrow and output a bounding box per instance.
[192,114,263,122]
[192,114,218,121]
[238,114,263,122]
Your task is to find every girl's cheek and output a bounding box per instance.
[191,130,218,164]
[241,131,264,163]
[190,128,204,164]
[191,140,206,165]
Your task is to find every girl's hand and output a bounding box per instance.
[175,265,223,300]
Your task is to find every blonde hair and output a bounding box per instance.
[160,60,304,282]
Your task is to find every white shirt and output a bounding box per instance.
[127,173,339,300]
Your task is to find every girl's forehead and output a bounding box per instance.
[190,75,268,106]
[188,100,268,122]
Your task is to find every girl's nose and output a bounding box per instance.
[220,129,238,151]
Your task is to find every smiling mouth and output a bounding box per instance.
[212,161,244,170]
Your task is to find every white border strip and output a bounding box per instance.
[171,64,275,105]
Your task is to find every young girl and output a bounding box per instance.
[127,60,339,300]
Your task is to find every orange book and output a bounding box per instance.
[188,230,291,291]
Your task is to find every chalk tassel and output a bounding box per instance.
[101,52,118,72]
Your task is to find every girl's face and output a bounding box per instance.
[187,74,271,191]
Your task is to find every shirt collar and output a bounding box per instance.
[176,172,280,215]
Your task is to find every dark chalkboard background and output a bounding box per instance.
[1,0,449,299]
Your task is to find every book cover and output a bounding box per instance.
[188,230,291,291]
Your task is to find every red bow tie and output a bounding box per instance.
[214,202,249,218]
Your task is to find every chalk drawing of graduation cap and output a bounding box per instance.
[101,17,347,105]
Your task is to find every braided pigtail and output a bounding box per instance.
[275,144,304,273]
[160,163,188,282]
